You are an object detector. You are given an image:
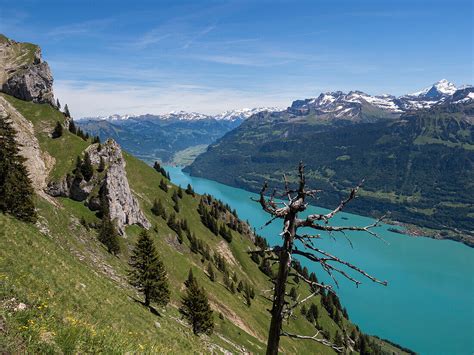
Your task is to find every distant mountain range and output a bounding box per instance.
[77,107,280,164]
[78,80,472,166]
[81,107,282,123]
[286,79,473,121]
[185,80,474,246]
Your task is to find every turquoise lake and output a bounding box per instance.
[165,166,473,355]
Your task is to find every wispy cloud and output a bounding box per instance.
[191,54,270,66]
[182,24,216,49]
[46,18,115,40]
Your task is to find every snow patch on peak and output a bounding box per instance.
[407,79,457,98]
[214,107,282,121]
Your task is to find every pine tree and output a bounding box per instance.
[151,198,167,219]
[64,104,71,118]
[159,179,168,192]
[185,183,195,196]
[81,152,94,181]
[52,121,63,138]
[68,118,77,134]
[179,269,214,335]
[172,190,179,203]
[173,201,180,213]
[129,230,170,307]
[56,98,61,109]
[206,263,216,282]
[0,116,36,222]
[243,283,252,307]
[98,216,120,255]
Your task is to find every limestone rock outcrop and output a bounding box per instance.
[46,139,150,233]
[0,96,53,194]
[0,35,55,105]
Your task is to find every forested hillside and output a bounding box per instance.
[186,100,474,246]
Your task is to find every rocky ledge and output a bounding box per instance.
[46,139,150,233]
[0,35,55,105]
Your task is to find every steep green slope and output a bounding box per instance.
[186,102,474,246]
[0,93,410,354]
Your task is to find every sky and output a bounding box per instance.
[1,0,473,117]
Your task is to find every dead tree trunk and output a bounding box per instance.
[266,212,296,355]
[252,162,388,355]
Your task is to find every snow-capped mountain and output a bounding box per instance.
[405,79,457,98]
[287,80,473,121]
[397,79,469,110]
[80,80,472,123]
[215,107,283,121]
[80,107,281,122]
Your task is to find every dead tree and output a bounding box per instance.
[251,162,387,355]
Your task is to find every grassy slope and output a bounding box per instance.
[0,94,406,354]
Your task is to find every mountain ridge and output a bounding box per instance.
[80,107,282,122]
[186,88,474,246]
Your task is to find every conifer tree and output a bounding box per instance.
[98,216,120,255]
[180,268,214,335]
[243,283,252,307]
[172,190,179,203]
[64,104,71,118]
[159,179,168,192]
[173,200,180,213]
[206,263,216,282]
[68,118,77,134]
[56,98,61,109]
[177,185,183,199]
[0,116,36,222]
[129,230,170,307]
[185,183,195,196]
[52,121,63,138]
[151,198,166,219]
[81,152,94,181]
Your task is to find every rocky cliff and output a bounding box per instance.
[0,95,53,194]
[0,34,55,105]
[47,139,150,233]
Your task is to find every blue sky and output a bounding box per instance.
[1,0,472,117]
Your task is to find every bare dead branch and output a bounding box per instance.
[296,215,389,245]
[303,180,364,223]
[293,244,388,286]
[281,330,344,353]
[288,270,334,294]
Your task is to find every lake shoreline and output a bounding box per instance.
[182,167,473,248]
